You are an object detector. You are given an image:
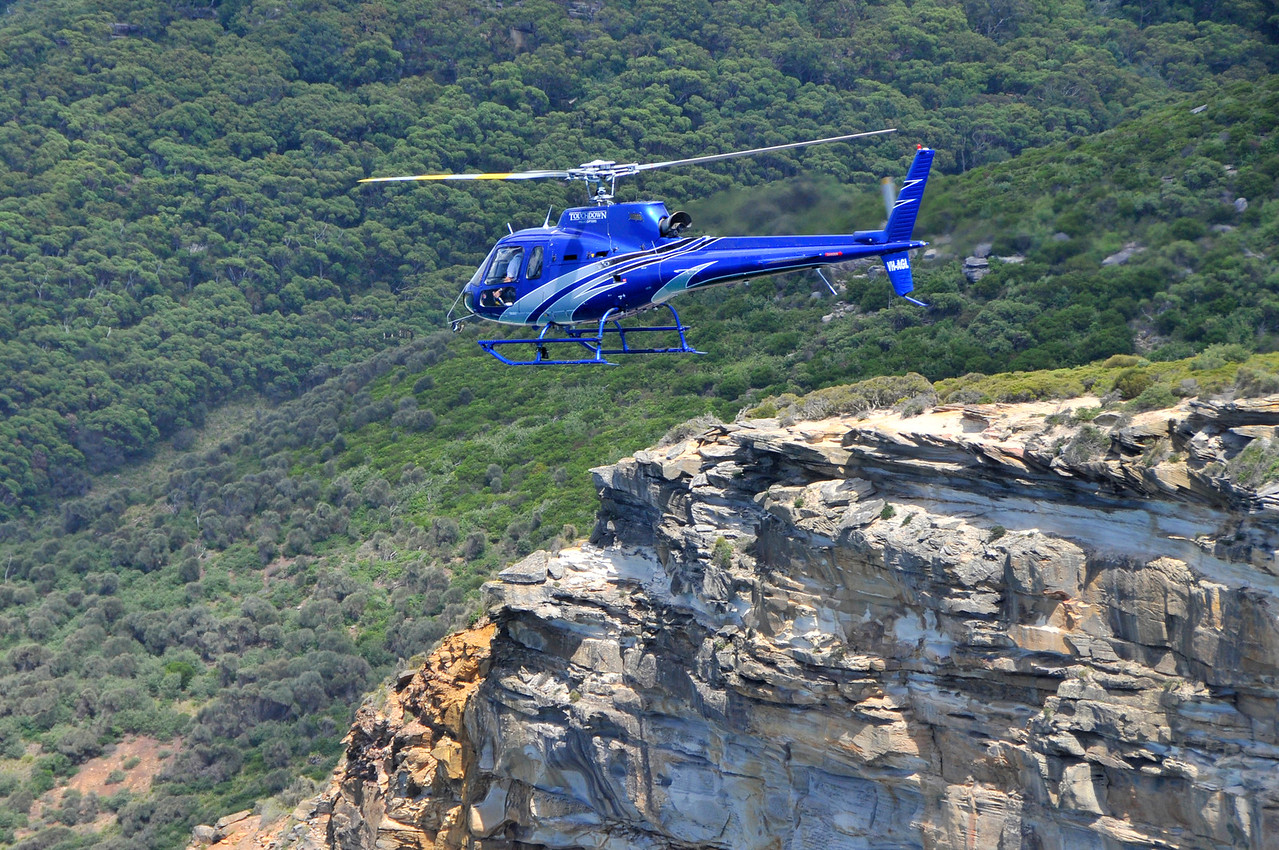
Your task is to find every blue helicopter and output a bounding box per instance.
[361,129,935,365]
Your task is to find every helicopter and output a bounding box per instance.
[360,129,935,365]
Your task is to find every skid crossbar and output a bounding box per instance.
[477,305,704,365]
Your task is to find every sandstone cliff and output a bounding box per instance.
[226,397,1279,850]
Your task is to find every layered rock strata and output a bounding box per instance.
[265,397,1279,849]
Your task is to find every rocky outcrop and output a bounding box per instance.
[324,625,497,849]
[259,397,1279,849]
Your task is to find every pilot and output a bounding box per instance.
[501,251,522,282]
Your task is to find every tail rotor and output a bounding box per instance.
[880,177,897,226]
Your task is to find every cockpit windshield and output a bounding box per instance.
[485,246,525,285]
[467,246,499,290]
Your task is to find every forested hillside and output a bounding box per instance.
[694,76,1279,380]
[0,0,1274,518]
[0,0,1277,846]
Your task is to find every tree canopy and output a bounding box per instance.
[0,0,1273,518]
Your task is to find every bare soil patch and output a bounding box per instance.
[23,736,180,837]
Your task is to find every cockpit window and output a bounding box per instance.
[526,246,544,280]
[467,246,499,290]
[485,246,524,284]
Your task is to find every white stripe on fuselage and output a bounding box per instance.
[651,262,717,304]
[501,236,719,324]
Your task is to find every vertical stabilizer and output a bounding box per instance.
[884,148,935,243]
[882,250,924,305]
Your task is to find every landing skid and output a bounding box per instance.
[477,305,705,366]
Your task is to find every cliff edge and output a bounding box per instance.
[221,396,1279,849]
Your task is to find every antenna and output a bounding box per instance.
[543,207,554,228]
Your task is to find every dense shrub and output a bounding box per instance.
[750,373,936,421]
[1061,425,1112,464]
[1226,439,1279,489]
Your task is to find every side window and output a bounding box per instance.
[526,246,544,280]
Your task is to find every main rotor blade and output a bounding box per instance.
[630,128,897,174]
[359,169,571,183]
[359,128,898,192]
